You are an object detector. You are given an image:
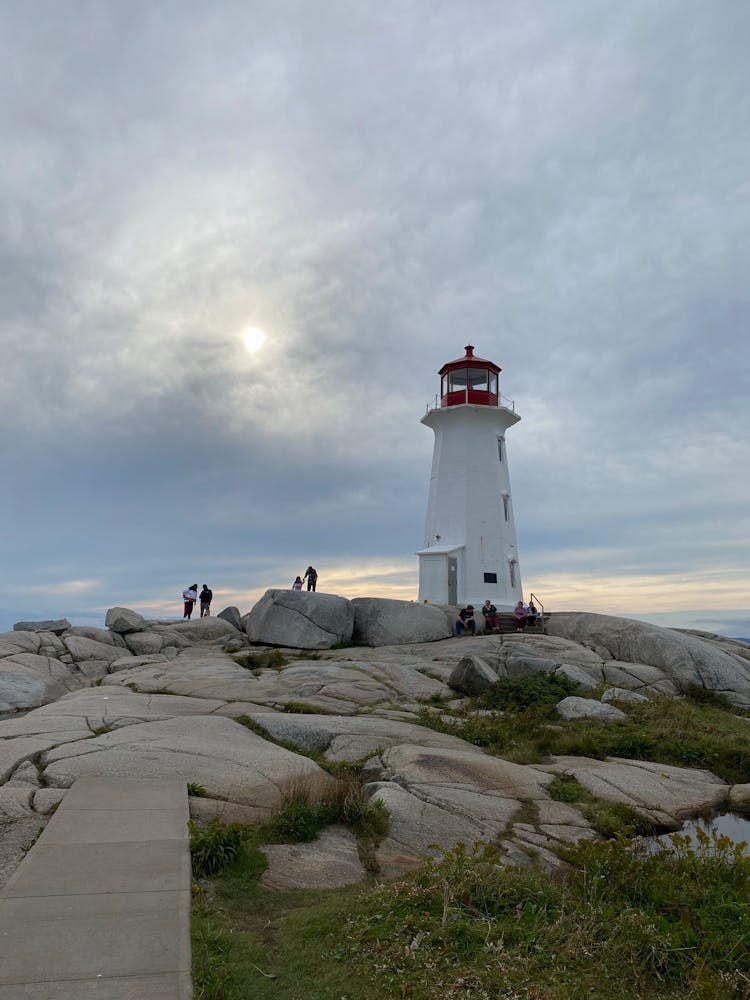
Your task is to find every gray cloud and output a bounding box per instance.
[1,0,748,632]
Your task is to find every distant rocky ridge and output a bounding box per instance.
[2,592,750,889]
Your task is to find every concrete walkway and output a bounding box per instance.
[0,777,192,999]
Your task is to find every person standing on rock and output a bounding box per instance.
[303,566,318,592]
[182,584,198,620]
[292,576,303,591]
[199,584,213,617]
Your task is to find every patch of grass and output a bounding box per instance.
[280,701,328,714]
[193,832,750,999]
[290,650,323,660]
[259,775,389,846]
[537,696,750,784]
[233,649,288,671]
[546,773,594,804]
[581,800,657,838]
[192,882,380,1000]
[418,680,750,784]
[416,690,451,705]
[684,683,742,712]
[187,782,207,798]
[190,819,250,877]
[416,704,550,763]
[477,671,581,711]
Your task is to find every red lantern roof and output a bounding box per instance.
[438,344,501,377]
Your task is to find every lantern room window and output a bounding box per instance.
[468,368,488,391]
[448,369,468,393]
[438,345,502,408]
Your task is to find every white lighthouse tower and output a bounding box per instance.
[417,345,523,609]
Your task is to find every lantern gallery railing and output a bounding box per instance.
[424,391,516,414]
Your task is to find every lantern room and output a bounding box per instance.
[439,344,500,408]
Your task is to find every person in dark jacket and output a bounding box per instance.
[199,585,213,617]
[303,566,318,592]
[455,605,476,636]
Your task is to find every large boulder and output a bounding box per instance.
[105,607,147,634]
[547,613,750,707]
[351,598,451,646]
[0,654,81,713]
[13,619,70,636]
[448,654,499,696]
[245,590,354,649]
[217,606,243,631]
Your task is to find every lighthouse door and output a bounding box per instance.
[447,557,458,605]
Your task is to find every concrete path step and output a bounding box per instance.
[0,777,191,999]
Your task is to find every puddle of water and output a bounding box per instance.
[646,812,750,854]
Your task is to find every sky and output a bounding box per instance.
[1,1,749,636]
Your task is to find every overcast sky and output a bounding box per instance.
[1,1,748,636]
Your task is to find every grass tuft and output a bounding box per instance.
[232,649,288,671]
[189,819,248,877]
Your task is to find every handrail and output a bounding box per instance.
[424,393,515,415]
[529,592,544,616]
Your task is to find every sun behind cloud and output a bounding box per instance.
[240,326,266,354]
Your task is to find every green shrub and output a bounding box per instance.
[476,672,580,711]
[261,777,390,844]
[190,819,247,877]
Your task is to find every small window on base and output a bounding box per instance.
[483,572,497,584]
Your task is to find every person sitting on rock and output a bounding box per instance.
[292,576,303,591]
[303,566,318,592]
[513,600,527,631]
[455,605,476,636]
[481,600,501,631]
[199,584,213,617]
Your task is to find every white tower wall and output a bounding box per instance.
[418,403,522,609]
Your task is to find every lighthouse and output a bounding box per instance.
[417,345,523,609]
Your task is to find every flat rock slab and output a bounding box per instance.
[249,712,473,762]
[537,756,728,826]
[103,650,262,702]
[249,662,398,713]
[547,612,750,707]
[41,715,333,809]
[368,744,555,876]
[29,687,228,728]
[261,826,365,889]
[0,777,191,998]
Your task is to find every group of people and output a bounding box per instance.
[182,584,213,620]
[455,598,538,636]
[181,566,319,621]
[292,566,318,592]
